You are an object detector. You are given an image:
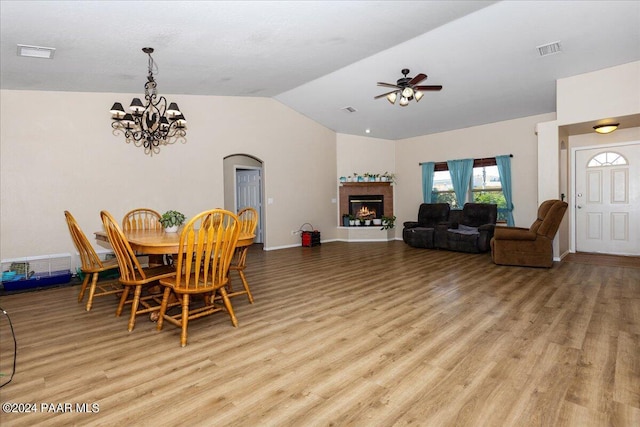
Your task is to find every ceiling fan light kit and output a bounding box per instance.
[375,68,442,106]
[386,92,397,104]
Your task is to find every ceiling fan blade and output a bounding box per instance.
[414,85,443,91]
[374,90,399,99]
[409,73,427,85]
[376,82,401,89]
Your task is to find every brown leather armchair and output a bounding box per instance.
[490,199,568,268]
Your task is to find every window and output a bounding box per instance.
[587,152,628,167]
[432,170,457,207]
[431,160,508,221]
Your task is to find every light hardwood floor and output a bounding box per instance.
[0,241,638,426]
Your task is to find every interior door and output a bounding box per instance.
[236,168,263,243]
[575,143,639,255]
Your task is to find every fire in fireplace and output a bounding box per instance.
[349,195,384,219]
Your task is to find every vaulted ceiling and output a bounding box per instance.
[1,1,639,140]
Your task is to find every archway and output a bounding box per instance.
[223,154,264,244]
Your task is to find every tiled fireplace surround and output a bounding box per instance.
[338,182,393,224]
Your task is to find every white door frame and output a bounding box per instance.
[234,164,264,244]
[570,140,640,253]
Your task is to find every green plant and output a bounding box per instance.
[382,172,396,183]
[380,215,396,230]
[160,210,186,228]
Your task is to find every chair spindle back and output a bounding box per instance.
[101,210,147,284]
[122,208,162,232]
[64,210,104,271]
[174,209,240,291]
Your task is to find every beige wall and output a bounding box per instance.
[336,133,395,179]
[568,128,640,149]
[394,113,556,239]
[557,61,640,126]
[0,90,337,262]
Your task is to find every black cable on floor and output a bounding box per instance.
[0,306,17,388]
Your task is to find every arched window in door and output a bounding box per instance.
[587,152,628,167]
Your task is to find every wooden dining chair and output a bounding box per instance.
[64,211,122,311]
[227,207,258,303]
[156,209,241,347]
[122,208,166,266]
[101,210,177,332]
[122,208,162,232]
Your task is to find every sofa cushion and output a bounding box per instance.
[417,203,450,228]
[461,203,497,227]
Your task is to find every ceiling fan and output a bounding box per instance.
[375,68,442,106]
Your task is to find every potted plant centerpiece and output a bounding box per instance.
[160,210,186,233]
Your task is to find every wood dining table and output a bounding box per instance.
[94,229,256,255]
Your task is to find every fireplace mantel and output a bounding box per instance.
[340,182,392,187]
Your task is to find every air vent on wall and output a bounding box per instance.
[537,41,562,57]
[341,106,357,113]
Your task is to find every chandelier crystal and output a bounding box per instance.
[110,47,186,156]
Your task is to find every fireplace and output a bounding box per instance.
[338,181,393,226]
[349,195,383,219]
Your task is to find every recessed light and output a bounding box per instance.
[365,129,371,134]
[17,44,56,59]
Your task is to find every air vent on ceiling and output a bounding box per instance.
[17,44,56,59]
[341,106,357,113]
[537,41,562,57]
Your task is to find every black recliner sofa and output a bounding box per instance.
[402,203,450,249]
[403,203,497,253]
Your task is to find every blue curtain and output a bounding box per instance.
[421,162,435,203]
[496,154,515,226]
[447,158,473,207]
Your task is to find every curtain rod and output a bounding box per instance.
[419,154,513,166]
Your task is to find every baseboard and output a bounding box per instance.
[558,249,571,261]
[263,237,402,251]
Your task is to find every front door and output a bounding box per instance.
[575,142,640,255]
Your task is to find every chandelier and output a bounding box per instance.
[109,47,186,156]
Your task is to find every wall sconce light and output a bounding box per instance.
[593,123,619,134]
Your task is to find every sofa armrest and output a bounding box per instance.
[493,226,537,241]
[403,221,420,229]
[477,224,495,232]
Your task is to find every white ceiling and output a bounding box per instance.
[1,1,639,140]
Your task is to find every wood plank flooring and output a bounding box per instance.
[563,252,640,269]
[0,241,638,426]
